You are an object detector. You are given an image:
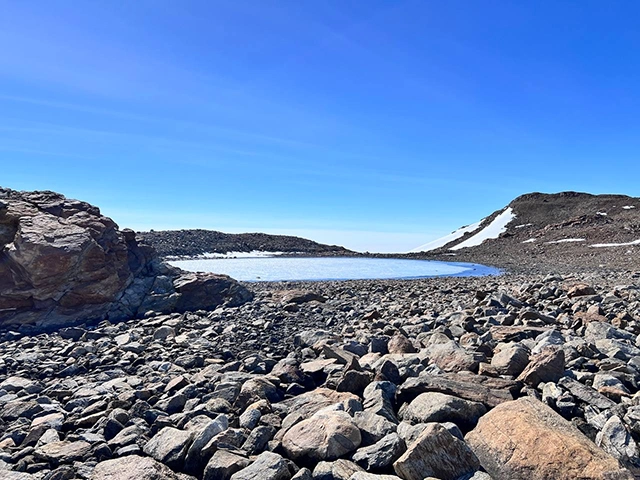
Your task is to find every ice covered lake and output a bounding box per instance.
[169,257,500,282]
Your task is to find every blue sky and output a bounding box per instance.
[1,1,639,252]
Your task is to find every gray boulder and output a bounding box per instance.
[143,427,194,470]
[400,392,486,429]
[229,452,291,480]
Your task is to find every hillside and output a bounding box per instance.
[409,192,640,273]
[138,229,354,258]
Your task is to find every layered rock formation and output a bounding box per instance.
[0,188,252,330]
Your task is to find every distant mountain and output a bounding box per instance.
[139,229,354,258]
[409,192,640,272]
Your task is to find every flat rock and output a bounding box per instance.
[349,474,403,480]
[558,377,617,410]
[91,455,187,480]
[396,373,518,408]
[34,440,91,463]
[465,397,633,479]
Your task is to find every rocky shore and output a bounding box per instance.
[2,271,640,479]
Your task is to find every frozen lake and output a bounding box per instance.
[169,256,500,282]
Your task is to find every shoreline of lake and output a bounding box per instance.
[168,256,502,282]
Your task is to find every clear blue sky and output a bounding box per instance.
[2,1,639,252]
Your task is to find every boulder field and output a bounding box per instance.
[0,188,252,330]
[1,270,640,479]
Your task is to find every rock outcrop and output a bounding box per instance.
[0,188,252,329]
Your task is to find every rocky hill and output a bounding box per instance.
[409,192,640,273]
[138,229,354,258]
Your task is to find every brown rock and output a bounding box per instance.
[568,283,597,298]
[393,423,480,480]
[465,397,633,480]
[516,346,565,386]
[0,188,252,329]
[278,289,326,304]
[388,334,416,354]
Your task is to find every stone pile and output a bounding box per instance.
[1,272,640,479]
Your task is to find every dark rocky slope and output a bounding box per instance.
[139,230,353,258]
[410,192,640,273]
[0,188,252,330]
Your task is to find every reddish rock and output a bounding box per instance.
[465,397,633,480]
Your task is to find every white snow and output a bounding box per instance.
[450,207,516,251]
[200,251,288,259]
[623,205,636,210]
[515,223,533,229]
[545,238,585,244]
[596,212,608,216]
[591,239,640,248]
[408,220,482,253]
[522,238,537,243]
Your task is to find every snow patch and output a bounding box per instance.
[200,251,288,259]
[522,238,537,243]
[591,239,640,248]
[596,212,607,216]
[545,238,585,244]
[515,223,533,229]
[450,208,515,251]
[408,220,482,253]
[623,205,636,210]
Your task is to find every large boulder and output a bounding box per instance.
[465,397,633,479]
[282,410,362,461]
[91,455,187,480]
[399,392,486,430]
[0,188,252,329]
[393,423,480,480]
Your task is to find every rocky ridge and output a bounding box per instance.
[139,230,353,259]
[2,272,640,479]
[0,188,252,330]
[410,192,640,273]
